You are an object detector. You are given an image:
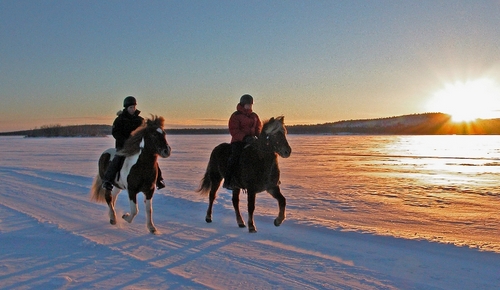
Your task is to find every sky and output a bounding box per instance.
[1,0,500,132]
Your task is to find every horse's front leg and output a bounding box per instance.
[247,192,257,233]
[122,197,139,224]
[268,186,286,226]
[232,189,245,228]
[144,198,157,234]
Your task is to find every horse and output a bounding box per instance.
[197,116,292,233]
[90,115,171,234]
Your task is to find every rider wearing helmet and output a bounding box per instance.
[102,96,165,191]
[223,94,262,189]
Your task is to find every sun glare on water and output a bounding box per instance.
[427,78,500,122]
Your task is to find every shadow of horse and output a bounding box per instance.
[90,115,171,234]
[197,116,292,232]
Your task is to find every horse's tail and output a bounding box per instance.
[90,174,107,203]
[196,169,212,195]
[196,143,228,195]
[90,149,113,203]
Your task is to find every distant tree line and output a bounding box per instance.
[327,113,500,135]
[165,128,227,135]
[20,124,111,137]
[2,113,500,137]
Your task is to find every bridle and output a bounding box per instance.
[258,130,285,154]
[145,126,169,156]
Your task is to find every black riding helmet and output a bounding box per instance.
[123,96,137,108]
[239,94,253,105]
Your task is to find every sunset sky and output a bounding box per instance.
[2,1,500,132]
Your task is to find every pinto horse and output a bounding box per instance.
[90,115,171,234]
[197,116,292,233]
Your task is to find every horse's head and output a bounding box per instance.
[119,115,171,159]
[260,116,292,158]
[144,115,171,158]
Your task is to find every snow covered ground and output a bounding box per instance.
[1,135,499,289]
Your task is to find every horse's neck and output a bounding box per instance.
[132,140,158,164]
[253,142,275,159]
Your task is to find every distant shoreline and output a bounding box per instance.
[2,113,500,136]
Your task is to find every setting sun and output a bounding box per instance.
[426,78,500,122]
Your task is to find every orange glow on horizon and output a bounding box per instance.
[426,78,500,122]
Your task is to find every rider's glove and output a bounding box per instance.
[244,135,258,144]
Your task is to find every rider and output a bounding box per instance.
[223,94,262,190]
[102,96,165,191]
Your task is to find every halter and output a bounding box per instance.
[256,132,280,154]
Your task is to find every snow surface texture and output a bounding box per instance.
[1,135,499,289]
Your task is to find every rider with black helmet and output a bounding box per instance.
[102,96,165,191]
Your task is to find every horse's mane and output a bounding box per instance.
[118,115,165,157]
[261,116,286,136]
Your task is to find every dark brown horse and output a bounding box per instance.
[90,115,171,234]
[197,116,292,232]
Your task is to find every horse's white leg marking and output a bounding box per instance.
[108,203,116,224]
[122,199,138,223]
[145,199,157,233]
[108,188,121,224]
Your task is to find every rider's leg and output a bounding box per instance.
[102,155,125,190]
[223,142,244,189]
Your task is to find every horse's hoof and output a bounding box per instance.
[110,219,116,225]
[249,228,257,233]
[238,224,246,228]
[149,228,158,234]
[274,218,283,227]
[205,217,212,223]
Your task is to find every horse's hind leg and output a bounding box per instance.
[144,198,157,234]
[268,186,286,227]
[247,192,257,233]
[232,189,245,228]
[205,180,221,223]
[105,189,119,225]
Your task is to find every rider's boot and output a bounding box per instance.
[156,166,166,189]
[156,179,166,189]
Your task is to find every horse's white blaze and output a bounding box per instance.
[156,128,163,134]
[115,150,141,189]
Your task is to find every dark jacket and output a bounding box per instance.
[111,109,144,149]
[228,104,262,143]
